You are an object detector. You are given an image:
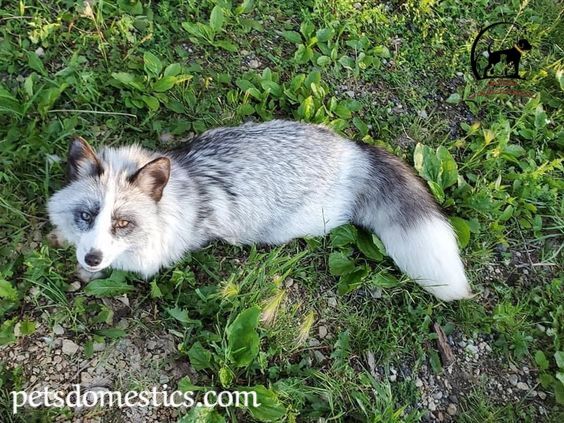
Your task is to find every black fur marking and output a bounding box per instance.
[67,137,103,181]
[73,202,100,231]
[352,143,441,229]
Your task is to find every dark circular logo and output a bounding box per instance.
[471,22,532,80]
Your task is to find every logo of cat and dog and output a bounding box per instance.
[471,21,532,80]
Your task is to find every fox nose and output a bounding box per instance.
[84,250,103,267]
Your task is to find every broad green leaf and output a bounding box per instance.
[0,87,23,116]
[316,28,334,42]
[164,63,182,77]
[334,103,352,119]
[236,0,256,15]
[331,224,358,247]
[328,252,355,276]
[26,51,46,75]
[227,307,260,367]
[372,272,400,288]
[219,366,234,387]
[84,272,134,297]
[214,40,238,52]
[0,279,18,301]
[153,76,177,92]
[37,84,68,115]
[111,72,144,91]
[18,319,36,336]
[534,350,549,371]
[428,180,445,203]
[166,307,192,324]
[177,376,204,393]
[209,6,225,32]
[297,95,314,120]
[141,95,160,111]
[373,45,391,58]
[556,351,564,369]
[143,52,163,77]
[534,104,547,130]
[187,342,212,370]
[281,30,302,44]
[356,230,383,261]
[317,55,331,66]
[150,280,163,298]
[337,266,368,295]
[449,216,471,249]
[239,385,286,422]
[437,146,458,189]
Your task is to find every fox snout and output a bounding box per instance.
[84,249,103,267]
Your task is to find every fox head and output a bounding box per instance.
[48,138,171,274]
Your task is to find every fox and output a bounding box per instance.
[47,120,473,301]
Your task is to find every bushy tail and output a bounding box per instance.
[353,145,473,301]
[377,216,473,301]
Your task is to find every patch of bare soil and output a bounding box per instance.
[0,319,196,422]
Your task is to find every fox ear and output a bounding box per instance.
[68,137,102,181]
[128,157,171,202]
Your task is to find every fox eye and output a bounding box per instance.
[115,219,130,229]
[80,211,92,222]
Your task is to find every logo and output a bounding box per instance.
[469,21,535,98]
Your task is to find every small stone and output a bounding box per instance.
[147,340,157,350]
[415,378,424,388]
[53,324,64,336]
[538,391,547,400]
[417,110,428,119]
[285,278,294,288]
[428,401,436,411]
[389,373,397,382]
[509,374,518,386]
[447,403,457,416]
[327,297,337,307]
[62,339,79,355]
[433,391,443,400]
[308,338,320,347]
[159,374,170,384]
[465,344,479,355]
[345,90,355,98]
[248,59,260,69]
[68,282,81,292]
[313,350,326,363]
[516,382,528,391]
[449,394,458,403]
[35,47,45,57]
[353,2,361,9]
[318,326,328,339]
[92,342,105,352]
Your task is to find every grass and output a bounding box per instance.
[0,0,563,421]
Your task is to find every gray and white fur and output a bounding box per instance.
[48,120,473,301]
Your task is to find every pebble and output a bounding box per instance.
[428,401,436,411]
[516,382,528,391]
[313,350,326,363]
[308,338,320,347]
[417,110,428,119]
[415,378,423,388]
[389,373,397,382]
[147,340,157,350]
[62,339,79,355]
[538,391,546,400]
[53,324,64,336]
[327,297,337,307]
[68,282,81,292]
[318,326,328,339]
[248,59,260,69]
[509,374,518,386]
[35,47,45,57]
[447,403,457,416]
[433,391,443,400]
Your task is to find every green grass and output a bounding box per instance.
[0,0,563,421]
